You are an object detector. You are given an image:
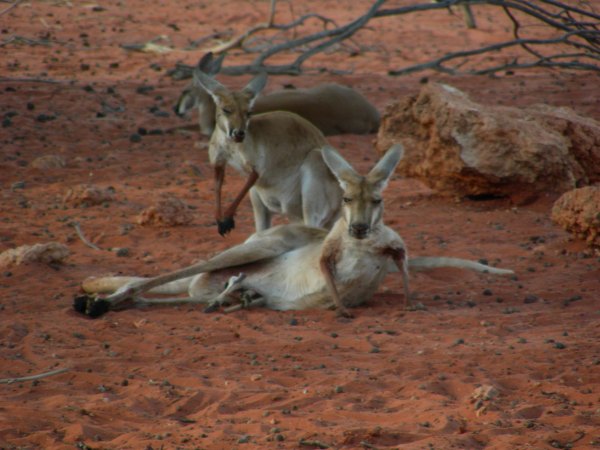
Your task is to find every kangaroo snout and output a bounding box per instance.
[230,129,246,143]
[349,223,369,239]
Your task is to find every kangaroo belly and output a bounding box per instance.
[254,178,302,219]
[242,246,326,310]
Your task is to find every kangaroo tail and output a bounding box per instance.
[408,257,513,275]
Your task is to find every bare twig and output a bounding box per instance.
[0,367,69,384]
[185,31,230,50]
[0,0,21,17]
[0,35,52,47]
[169,0,600,77]
[389,30,600,76]
[0,77,72,84]
[72,222,103,251]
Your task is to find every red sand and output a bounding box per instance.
[1,1,599,449]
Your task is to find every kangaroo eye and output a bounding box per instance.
[222,108,232,115]
[343,197,352,204]
[372,198,382,205]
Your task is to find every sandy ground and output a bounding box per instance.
[1,1,599,449]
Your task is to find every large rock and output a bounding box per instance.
[375,82,600,198]
[551,185,600,247]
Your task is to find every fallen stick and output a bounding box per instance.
[0,76,69,84]
[72,222,103,251]
[0,0,21,17]
[0,367,69,384]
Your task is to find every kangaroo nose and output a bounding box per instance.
[350,223,369,238]
[231,129,245,143]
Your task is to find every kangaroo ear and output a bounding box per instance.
[366,144,403,191]
[193,67,228,105]
[243,72,267,99]
[321,146,360,190]
[196,52,225,76]
[174,87,197,117]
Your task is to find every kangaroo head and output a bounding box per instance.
[193,69,267,143]
[322,145,403,240]
[174,53,225,135]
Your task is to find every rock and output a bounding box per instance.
[137,193,193,226]
[31,154,66,169]
[375,82,600,198]
[0,242,69,268]
[551,185,600,247]
[63,184,115,207]
[471,385,499,402]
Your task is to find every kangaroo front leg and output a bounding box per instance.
[219,169,259,236]
[213,164,229,235]
[319,253,352,319]
[387,246,410,309]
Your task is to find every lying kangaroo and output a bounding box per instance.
[175,53,380,136]
[195,68,341,236]
[74,145,513,319]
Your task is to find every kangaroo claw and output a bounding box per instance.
[217,216,235,236]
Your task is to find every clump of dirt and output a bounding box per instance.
[31,155,66,169]
[137,193,194,226]
[63,185,115,208]
[0,242,69,268]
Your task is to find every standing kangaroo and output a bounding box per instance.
[195,68,341,236]
[75,145,513,319]
[175,53,380,136]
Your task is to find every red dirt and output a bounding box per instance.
[1,1,599,449]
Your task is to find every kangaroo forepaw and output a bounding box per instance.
[203,303,220,313]
[217,216,235,236]
[336,307,354,319]
[73,295,111,318]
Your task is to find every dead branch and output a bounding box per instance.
[0,77,71,84]
[389,30,600,76]
[0,367,69,384]
[0,35,52,47]
[169,0,600,77]
[0,0,21,17]
[72,222,103,251]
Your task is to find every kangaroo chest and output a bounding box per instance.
[335,245,389,305]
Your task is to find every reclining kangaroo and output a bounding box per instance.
[74,145,513,319]
[195,66,342,236]
[175,53,380,136]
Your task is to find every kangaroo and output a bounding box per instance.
[195,68,342,236]
[74,144,513,319]
[174,53,380,136]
